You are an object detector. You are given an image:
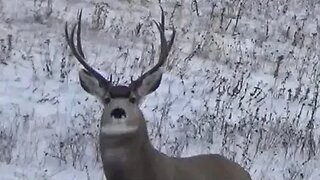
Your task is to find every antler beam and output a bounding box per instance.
[65,10,112,88]
[130,7,176,90]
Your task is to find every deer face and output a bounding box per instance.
[65,9,175,136]
[78,68,163,135]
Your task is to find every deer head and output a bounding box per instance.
[65,8,175,137]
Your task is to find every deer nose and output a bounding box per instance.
[111,108,126,119]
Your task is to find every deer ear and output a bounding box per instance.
[135,68,163,97]
[79,69,105,98]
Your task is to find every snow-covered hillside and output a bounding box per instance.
[0,0,320,179]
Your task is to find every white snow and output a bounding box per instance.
[0,0,320,180]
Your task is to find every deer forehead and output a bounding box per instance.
[107,86,132,98]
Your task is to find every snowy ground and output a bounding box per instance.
[0,0,320,179]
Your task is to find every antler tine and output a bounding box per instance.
[76,10,85,58]
[130,7,176,89]
[65,10,112,88]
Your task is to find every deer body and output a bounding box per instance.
[65,8,251,180]
[99,126,251,180]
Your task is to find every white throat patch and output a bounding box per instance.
[101,122,138,135]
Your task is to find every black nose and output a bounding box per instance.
[111,108,126,119]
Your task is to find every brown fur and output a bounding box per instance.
[99,118,251,180]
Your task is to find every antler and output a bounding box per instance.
[65,10,112,88]
[130,7,176,89]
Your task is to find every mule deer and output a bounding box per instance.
[65,8,251,180]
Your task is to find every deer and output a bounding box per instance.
[65,7,252,180]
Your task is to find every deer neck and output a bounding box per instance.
[99,125,158,180]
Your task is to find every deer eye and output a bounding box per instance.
[129,97,136,104]
[104,98,111,104]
